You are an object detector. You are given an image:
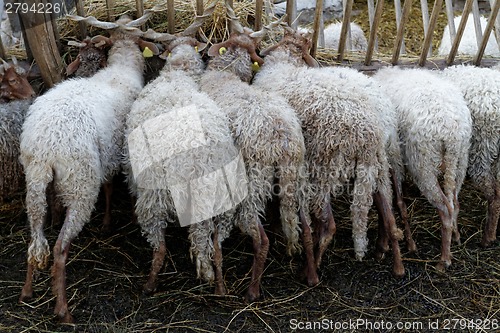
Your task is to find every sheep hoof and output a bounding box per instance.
[407,241,418,254]
[57,311,74,324]
[435,260,450,273]
[244,290,260,303]
[19,285,33,303]
[392,265,405,278]
[374,251,385,261]
[143,282,157,296]
[481,237,496,248]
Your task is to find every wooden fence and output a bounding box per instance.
[1,0,500,88]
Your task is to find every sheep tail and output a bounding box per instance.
[351,162,376,261]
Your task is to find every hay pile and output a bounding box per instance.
[58,0,270,45]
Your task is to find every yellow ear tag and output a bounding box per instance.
[143,46,154,58]
[194,46,198,53]
[252,61,260,72]
[219,47,227,55]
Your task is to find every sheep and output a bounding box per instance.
[319,65,416,253]
[18,12,159,323]
[0,58,35,203]
[123,2,268,301]
[299,22,368,51]
[440,65,500,247]
[200,27,312,288]
[438,14,500,57]
[251,27,405,282]
[373,66,472,272]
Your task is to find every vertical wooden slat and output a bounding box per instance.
[167,0,175,33]
[418,0,443,66]
[392,0,412,64]
[318,0,325,48]
[310,0,324,57]
[286,0,297,29]
[393,0,406,54]
[444,0,456,42]
[364,0,384,65]
[255,0,263,32]
[75,0,87,38]
[106,0,115,21]
[489,0,500,52]
[367,0,379,50]
[136,0,144,21]
[19,0,63,87]
[342,0,352,50]
[0,40,5,60]
[474,0,500,65]
[196,0,204,15]
[446,0,474,65]
[338,0,354,61]
[471,0,483,49]
[420,0,432,56]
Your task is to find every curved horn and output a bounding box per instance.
[66,14,120,30]
[68,40,88,48]
[225,0,244,34]
[0,58,10,69]
[181,0,219,36]
[249,15,287,39]
[125,5,165,27]
[142,28,177,42]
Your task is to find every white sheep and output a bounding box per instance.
[18,14,158,323]
[298,22,367,52]
[440,65,500,247]
[373,66,472,272]
[320,66,415,253]
[438,14,500,57]
[252,28,405,282]
[201,30,312,287]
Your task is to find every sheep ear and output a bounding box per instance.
[66,57,81,76]
[138,39,160,55]
[91,35,113,46]
[259,42,281,56]
[196,42,207,52]
[208,42,227,57]
[303,53,319,67]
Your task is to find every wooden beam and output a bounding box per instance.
[446,0,474,65]
[18,0,63,87]
[489,0,500,53]
[286,0,297,29]
[474,0,500,65]
[75,0,87,38]
[196,0,204,16]
[444,0,455,42]
[255,0,263,32]
[364,0,384,65]
[420,0,432,56]
[338,0,354,61]
[418,0,443,66]
[310,0,324,57]
[167,0,175,33]
[393,0,406,55]
[106,0,115,21]
[471,0,482,49]
[392,0,412,64]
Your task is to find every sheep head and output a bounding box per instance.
[258,26,319,68]
[0,57,35,101]
[66,38,109,77]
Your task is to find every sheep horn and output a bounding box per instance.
[181,0,219,37]
[142,28,177,42]
[66,14,120,30]
[68,40,88,48]
[225,0,244,34]
[249,15,287,39]
[125,5,165,27]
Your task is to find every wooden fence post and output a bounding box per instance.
[19,0,63,87]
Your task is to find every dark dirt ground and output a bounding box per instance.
[0,175,498,333]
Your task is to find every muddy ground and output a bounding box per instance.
[0,175,498,333]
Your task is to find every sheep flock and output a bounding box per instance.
[1,2,499,326]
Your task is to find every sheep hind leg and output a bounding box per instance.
[144,228,166,295]
[391,169,417,253]
[245,220,269,302]
[101,181,113,233]
[19,263,35,302]
[373,191,405,277]
[451,191,461,245]
[52,237,73,323]
[315,194,336,269]
[213,226,226,296]
[300,208,319,286]
[482,181,500,247]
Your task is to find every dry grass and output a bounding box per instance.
[0,176,498,332]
